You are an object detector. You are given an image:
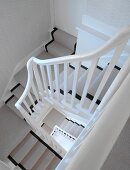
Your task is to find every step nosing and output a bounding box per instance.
[10,83,21,92]
[5,95,15,104]
[8,155,18,166]
[18,163,27,170]
[65,118,85,128]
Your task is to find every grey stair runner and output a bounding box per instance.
[10,133,37,163]
[11,84,24,99]
[31,149,55,170]
[14,51,53,88]
[46,156,61,170]
[47,41,73,57]
[6,96,23,118]
[20,141,46,170]
[9,131,61,170]
[53,29,76,51]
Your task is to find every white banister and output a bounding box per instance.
[31,81,39,102]
[89,42,127,112]
[28,92,35,106]
[54,64,60,101]
[63,63,68,102]
[71,62,80,106]
[96,55,130,113]
[80,58,99,107]
[23,100,33,115]
[33,63,44,101]
[15,25,130,163]
[40,65,49,96]
[46,65,54,97]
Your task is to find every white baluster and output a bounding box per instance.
[71,62,80,106]
[80,58,99,107]
[28,92,35,106]
[33,63,44,101]
[31,81,39,102]
[23,100,33,115]
[89,42,127,112]
[40,65,49,97]
[46,65,54,97]
[63,63,68,102]
[54,64,60,101]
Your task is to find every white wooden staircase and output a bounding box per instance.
[8,131,61,170]
[3,26,130,170]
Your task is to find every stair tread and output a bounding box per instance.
[6,96,23,119]
[46,156,61,170]
[31,149,55,170]
[14,66,27,88]
[21,141,46,170]
[10,133,37,163]
[60,119,68,129]
[60,119,84,138]
[47,41,73,57]
[54,29,76,51]
[12,84,24,99]
[43,108,65,129]
[73,125,84,138]
[42,124,52,135]
[14,51,53,87]
[37,51,54,60]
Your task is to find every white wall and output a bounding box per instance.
[53,0,87,36]
[87,0,130,29]
[53,0,130,35]
[0,0,51,99]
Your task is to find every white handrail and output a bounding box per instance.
[15,25,130,161]
[15,26,130,122]
[32,25,130,65]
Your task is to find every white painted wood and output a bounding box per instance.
[63,71,130,170]
[28,92,35,107]
[89,42,127,112]
[97,55,130,113]
[23,100,33,115]
[71,62,80,106]
[33,63,44,101]
[31,81,39,102]
[46,65,54,97]
[54,64,60,101]
[14,25,130,160]
[63,63,68,102]
[51,125,76,152]
[80,58,99,107]
[40,65,49,97]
